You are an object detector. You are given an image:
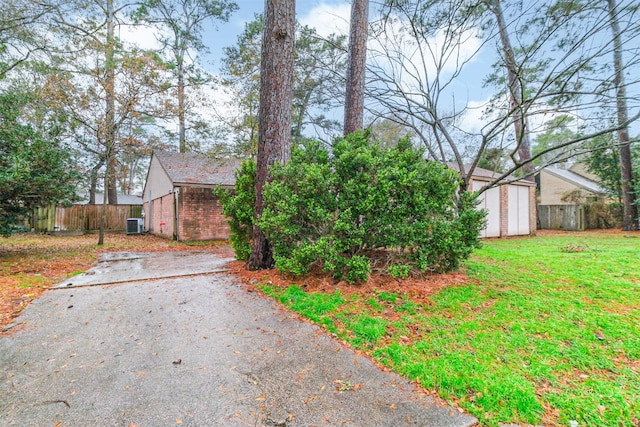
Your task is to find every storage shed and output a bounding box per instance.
[142,151,241,241]
[451,164,537,238]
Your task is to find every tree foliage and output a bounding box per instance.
[583,132,640,201]
[132,0,238,153]
[0,90,78,235]
[220,14,348,154]
[214,159,255,261]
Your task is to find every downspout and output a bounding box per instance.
[147,188,152,232]
[174,187,180,241]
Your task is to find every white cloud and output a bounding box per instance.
[460,99,491,134]
[298,2,351,38]
[119,24,163,51]
[368,19,482,90]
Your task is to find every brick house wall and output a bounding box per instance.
[176,187,230,241]
[499,185,509,237]
[529,186,537,235]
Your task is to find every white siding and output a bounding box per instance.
[473,180,501,238]
[142,155,174,204]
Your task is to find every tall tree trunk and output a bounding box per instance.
[89,158,104,204]
[343,0,369,135]
[607,0,637,230]
[99,0,116,245]
[491,0,533,177]
[247,0,295,270]
[107,154,118,204]
[178,58,186,152]
[127,157,138,195]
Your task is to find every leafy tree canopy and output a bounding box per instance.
[583,132,640,200]
[0,89,79,235]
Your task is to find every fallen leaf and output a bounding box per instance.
[334,380,355,391]
[302,395,318,404]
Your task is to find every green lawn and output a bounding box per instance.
[259,232,640,426]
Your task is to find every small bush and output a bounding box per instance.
[388,264,411,279]
[214,159,256,261]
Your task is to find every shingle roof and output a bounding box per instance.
[544,166,608,194]
[445,162,536,186]
[154,151,242,187]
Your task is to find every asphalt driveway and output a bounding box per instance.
[1,251,477,426]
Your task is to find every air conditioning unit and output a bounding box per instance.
[126,218,144,235]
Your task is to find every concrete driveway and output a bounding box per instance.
[1,251,477,427]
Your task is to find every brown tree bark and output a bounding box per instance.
[607,0,637,230]
[343,0,369,136]
[247,0,295,270]
[491,0,533,177]
[178,60,187,153]
[98,0,116,245]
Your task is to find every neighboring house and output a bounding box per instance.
[142,151,241,241]
[536,165,616,230]
[449,164,537,238]
[567,162,601,183]
[536,166,608,205]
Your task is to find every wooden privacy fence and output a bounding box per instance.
[32,204,143,233]
[538,205,585,231]
[538,203,622,231]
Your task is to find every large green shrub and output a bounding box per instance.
[259,131,486,282]
[215,159,256,261]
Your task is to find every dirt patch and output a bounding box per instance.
[226,260,471,305]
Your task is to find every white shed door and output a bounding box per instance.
[507,185,530,236]
[473,181,501,238]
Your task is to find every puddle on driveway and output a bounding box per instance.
[54,251,234,289]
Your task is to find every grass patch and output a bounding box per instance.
[257,232,640,426]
